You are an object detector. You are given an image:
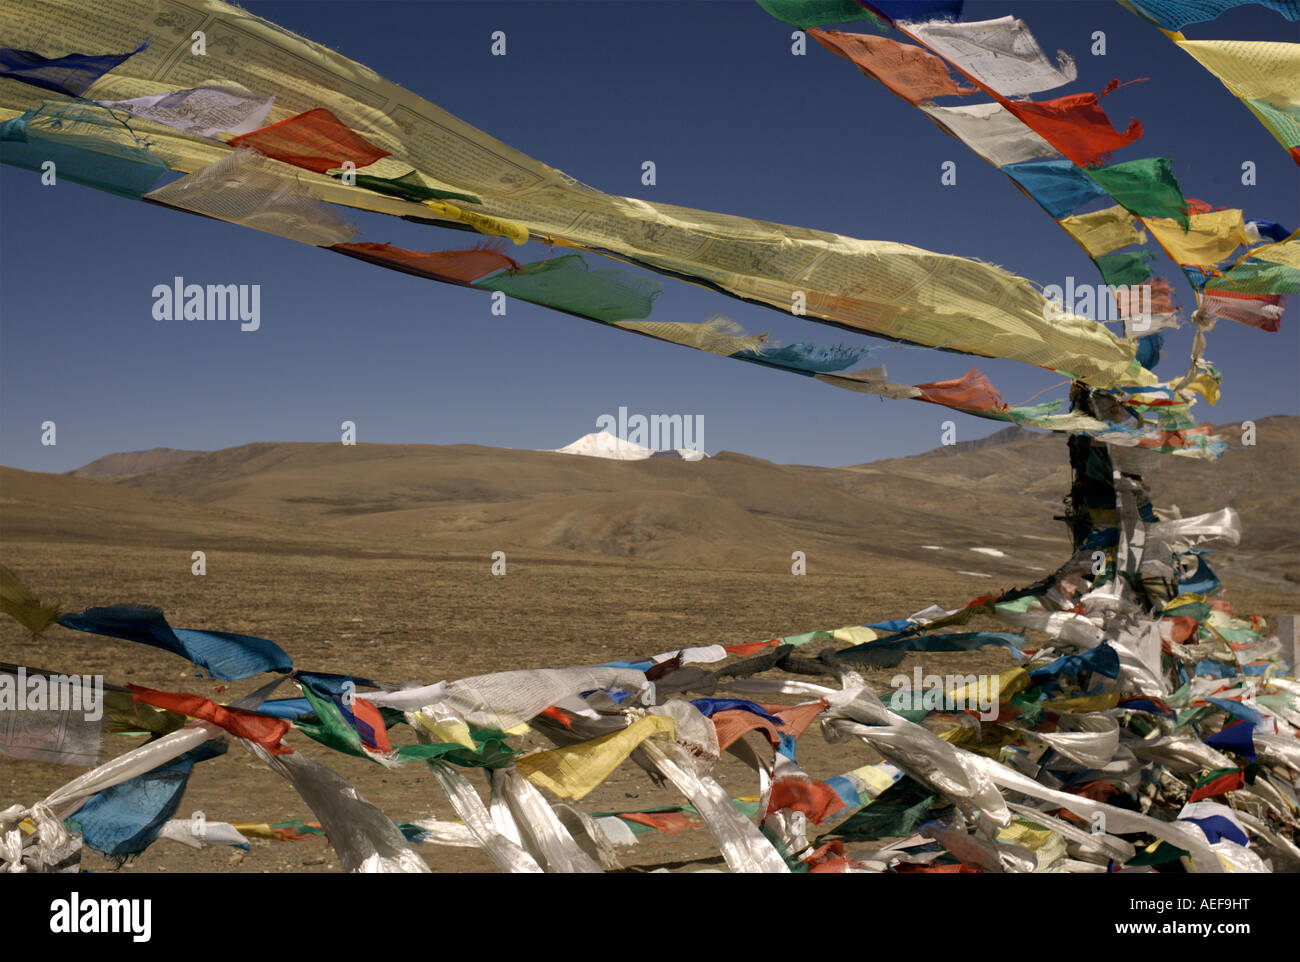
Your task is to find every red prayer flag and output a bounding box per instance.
[330,241,519,286]
[803,840,860,872]
[618,811,699,834]
[129,684,292,754]
[539,705,575,729]
[767,777,846,824]
[1202,288,1285,332]
[228,107,389,174]
[1189,769,1245,802]
[352,696,391,753]
[724,639,781,656]
[1001,80,1144,168]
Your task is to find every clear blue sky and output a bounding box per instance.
[2,0,1297,473]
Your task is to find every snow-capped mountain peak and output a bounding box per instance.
[551,431,706,461]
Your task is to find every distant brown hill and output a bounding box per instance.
[66,447,203,480]
[44,439,1055,573]
[24,415,1293,589]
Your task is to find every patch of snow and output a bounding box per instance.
[970,547,1007,557]
[956,570,993,578]
[550,430,706,461]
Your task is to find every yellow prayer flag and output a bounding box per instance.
[831,625,878,645]
[422,200,529,245]
[949,666,1030,707]
[1175,40,1300,106]
[1251,236,1300,269]
[1164,592,1208,611]
[1143,210,1249,267]
[517,714,676,800]
[1059,205,1146,258]
[413,716,477,750]
[1184,370,1221,405]
[849,764,900,795]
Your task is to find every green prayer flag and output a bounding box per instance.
[1086,158,1189,229]
[1007,400,1064,421]
[1164,601,1212,622]
[336,169,481,206]
[1205,257,1300,295]
[1095,250,1155,287]
[295,683,367,757]
[755,0,888,31]
[995,595,1040,614]
[395,736,518,768]
[823,776,938,840]
[474,254,660,323]
[1010,686,1044,725]
[294,685,516,767]
[1244,99,1300,150]
[779,629,833,647]
[1128,839,1188,866]
[1194,766,1239,788]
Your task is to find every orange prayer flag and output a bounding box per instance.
[710,708,782,752]
[766,700,829,739]
[915,368,1008,412]
[809,29,975,104]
